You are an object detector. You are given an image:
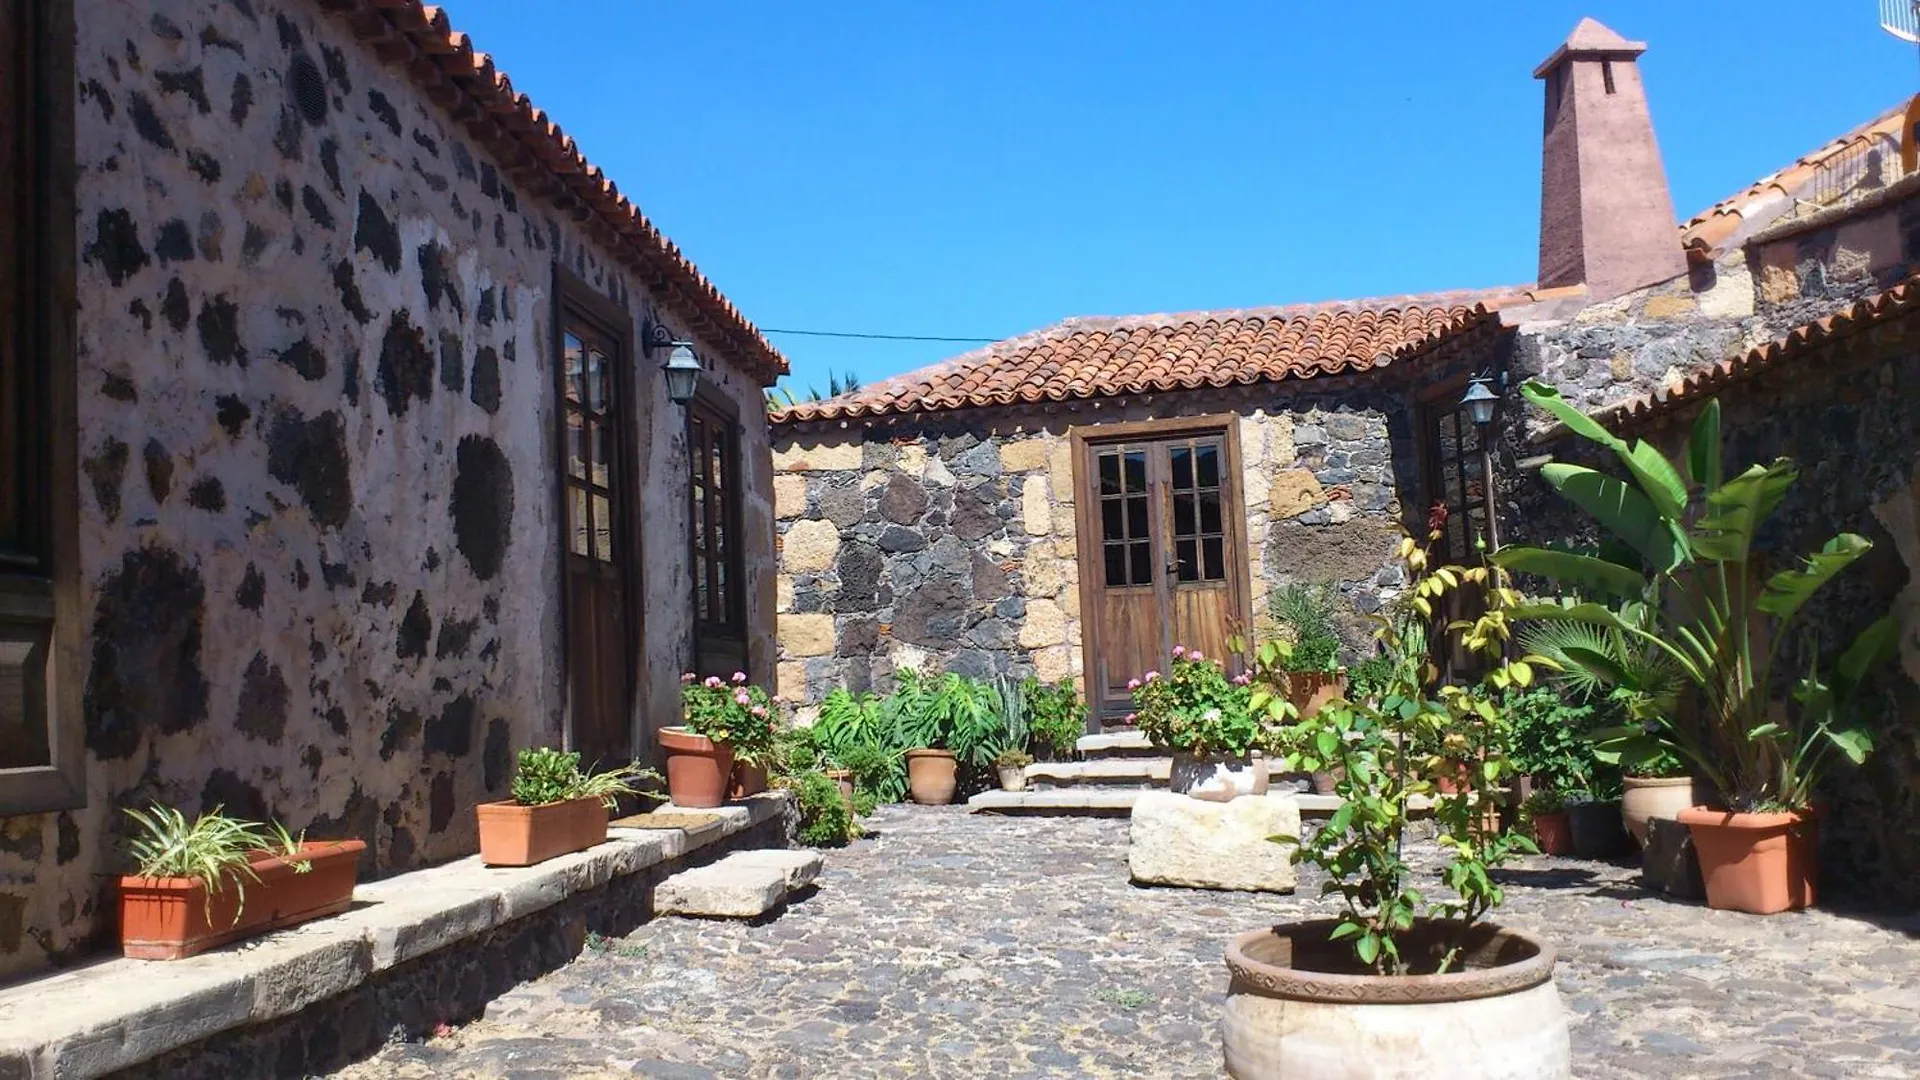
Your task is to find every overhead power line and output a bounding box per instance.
[760,327,1001,344]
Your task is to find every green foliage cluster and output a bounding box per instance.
[1129,647,1260,756]
[1498,383,1899,811]
[1272,583,1344,672]
[1023,677,1087,759]
[511,748,658,808]
[1343,655,1395,706]
[680,672,777,765]
[806,668,1091,806]
[788,770,857,846]
[1268,534,1537,976]
[123,804,318,927]
[1499,685,1610,797]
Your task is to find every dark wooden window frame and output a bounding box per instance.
[687,385,746,671]
[1070,414,1253,726]
[0,0,81,816]
[550,265,641,757]
[1416,376,1491,565]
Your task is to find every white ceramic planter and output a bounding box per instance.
[1621,775,1698,848]
[1222,920,1571,1079]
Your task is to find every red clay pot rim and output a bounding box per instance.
[659,726,728,753]
[904,747,956,759]
[119,839,365,888]
[1226,920,1556,1005]
[1676,806,1816,829]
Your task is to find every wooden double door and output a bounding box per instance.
[1077,425,1252,722]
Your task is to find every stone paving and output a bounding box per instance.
[334,806,1920,1079]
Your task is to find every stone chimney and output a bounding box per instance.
[1535,18,1687,301]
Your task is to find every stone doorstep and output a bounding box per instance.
[1075,730,1154,756]
[1026,758,1170,786]
[654,848,826,919]
[0,795,788,1080]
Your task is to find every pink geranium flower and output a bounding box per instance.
[680,672,697,683]
[750,705,768,718]
[1126,678,1141,691]
[1188,650,1203,662]
[731,671,748,684]
[1172,644,1186,658]
[734,690,752,706]
[1231,673,1251,686]
[704,676,724,689]
[1143,670,1160,682]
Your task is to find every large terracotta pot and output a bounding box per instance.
[659,726,735,809]
[476,796,609,867]
[119,839,366,960]
[1621,775,1697,848]
[729,761,769,799]
[1284,671,1348,719]
[904,748,958,805]
[1676,806,1818,914]
[1223,919,1570,1078]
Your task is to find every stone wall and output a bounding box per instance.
[0,0,774,981]
[770,384,1440,710]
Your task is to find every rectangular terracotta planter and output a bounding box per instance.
[476,796,609,867]
[119,839,366,961]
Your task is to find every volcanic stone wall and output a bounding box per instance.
[769,387,1428,710]
[0,0,774,980]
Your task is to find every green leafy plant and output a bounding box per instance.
[994,747,1033,768]
[262,822,313,874]
[1129,646,1260,756]
[1344,655,1395,706]
[1270,534,1537,976]
[511,748,660,808]
[1496,383,1900,811]
[1518,598,1686,778]
[1272,583,1344,672]
[1499,685,1606,796]
[1519,788,1566,822]
[785,770,857,846]
[1022,677,1087,759]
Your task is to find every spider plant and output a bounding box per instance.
[124,804,268,925]
[570,761,662,809]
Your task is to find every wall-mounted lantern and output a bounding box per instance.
[643,318,702,405]
[1461,376,1500,427]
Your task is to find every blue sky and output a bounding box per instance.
[442,2,1912,394]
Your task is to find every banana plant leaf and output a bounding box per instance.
[1493,546,1649,600]
[1756,534,1872,624]
[1688,461,1797,563]
[1536,463,1687,573]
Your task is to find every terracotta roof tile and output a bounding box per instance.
[313,0,787,381]
[1678,99,1911,260]
[773,287,1537,424]
[1596,276,1920,427]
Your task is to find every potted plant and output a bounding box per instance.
[1130,645,1272,797]
[777,769,860,847]
[995,748,1033,792]
[1271,583,1349,718]
[813,687,906,806]
[888,669,1004,805]
[1522,790,1573,856]
[1498,385,1899,913]
[1022,677,1087,761]
[666,672,765,807]
[1232,535,1569,1078]
[119,804,365,961]
[476,748,656,866]
[723,675,778,798]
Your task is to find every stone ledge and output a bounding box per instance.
[0,795,787,1080]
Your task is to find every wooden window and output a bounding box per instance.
[689,393,744,665]
[1,0,81,815]
[1168,439,1227,584]
[1422,399,1490,564]
[1095,448,1152,587]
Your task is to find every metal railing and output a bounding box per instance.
[1799,134,1906,213]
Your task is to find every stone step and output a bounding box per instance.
[1026,758,1170,787]
[654,848,824,919]
[1075,730,1157,757]
[967,789,1431,818]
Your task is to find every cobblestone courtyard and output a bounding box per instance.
[337,807,1920,1079]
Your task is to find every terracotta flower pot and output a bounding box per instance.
[1284,671,1348,719]
[1222,919,1570,1078]
[119,839,366,961]
[904,748,958,805]
[476,796,609,867]
[1676,806,1818,914]
[825,768,856,812]
[729,761,769,799]
[1310,770,1341,796]
[997,764,1028,792]
[1531,810,1574,856]
[659,726,735,809]
[1621,775,1697,849]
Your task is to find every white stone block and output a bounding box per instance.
[655,863,787,918]
[1128,790,1300,893]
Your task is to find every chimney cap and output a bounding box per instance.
[1534,17,1648,78]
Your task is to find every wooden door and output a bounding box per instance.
[559,321,632,765]
[1080,428,1248,722]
